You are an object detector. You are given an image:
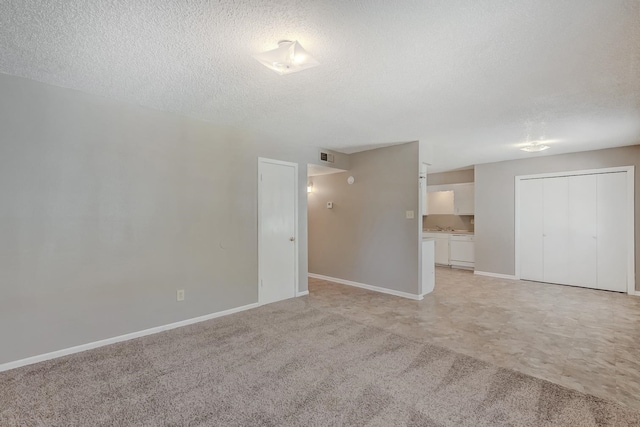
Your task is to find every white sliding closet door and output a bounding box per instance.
[568,175,597,288]
[596,172,628,292]
[518,168,633,293]
[543,177,570,285]
[519,179,544,282]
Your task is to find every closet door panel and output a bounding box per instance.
[597,172,628,292]
[519,179,544,282]
[543,177,570,285]
[568,175,597,289]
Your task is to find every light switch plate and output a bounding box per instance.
[406,210,415,219]
[177,289,185,301]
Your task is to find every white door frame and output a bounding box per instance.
[515,166,635,295]
[418,162,428,295]
[257,157,299,304]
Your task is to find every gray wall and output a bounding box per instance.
[475,145,640,291]
[427,168,474,186]
[0,73,317,364]
[308,142,421,295]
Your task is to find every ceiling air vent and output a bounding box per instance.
[320,152,334,163]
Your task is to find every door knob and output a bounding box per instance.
[289,237,295,241]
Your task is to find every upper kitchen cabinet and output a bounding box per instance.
[426,183,475,215]
[452,183,475,215]
[427,190,454,214]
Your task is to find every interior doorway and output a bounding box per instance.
[306,163,347,291]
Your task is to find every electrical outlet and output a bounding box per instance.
[177,289,185,301]
[406,210,415,219]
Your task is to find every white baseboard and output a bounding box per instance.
[474,270,519,280]
[0,302,260,373]
[308,273,423,300]
[629,290,640,297]
[296,290,309,297]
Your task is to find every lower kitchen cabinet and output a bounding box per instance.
[450,234,475,269]
[421,239,435,295]
[424,233,450,265]
[434,236,450,265]
[423,232,475,268]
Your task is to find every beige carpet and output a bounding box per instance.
[2,297,639,426]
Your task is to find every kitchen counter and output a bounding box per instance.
[423,230,474,235]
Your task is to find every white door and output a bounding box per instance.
[518,169,633,293]
[543,176,570,285]
[596,172,627,292]
[519,179,544,282]
[258,158,298,304]
[568,174,597,288]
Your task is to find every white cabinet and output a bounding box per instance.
[427,190,454,214]
[426,183,474,215]
[422,239,435,295]
[424,232,475,269]
[424,233,450,265]
[450,234,475,269]
[434,236,450,265]
[518,170,629,292]
[453,183,475,215]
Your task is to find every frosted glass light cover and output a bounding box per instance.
[521,144,550,152]
[253,41,319,75]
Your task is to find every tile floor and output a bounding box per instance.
[307,267,640,410]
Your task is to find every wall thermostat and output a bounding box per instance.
[347,176,355,185]
[326,202,333,209]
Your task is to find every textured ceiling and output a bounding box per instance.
[1,0,639,172]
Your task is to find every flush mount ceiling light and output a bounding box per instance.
[520,142,550,152]
[253,40,319,75]
[519,120,551,153]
